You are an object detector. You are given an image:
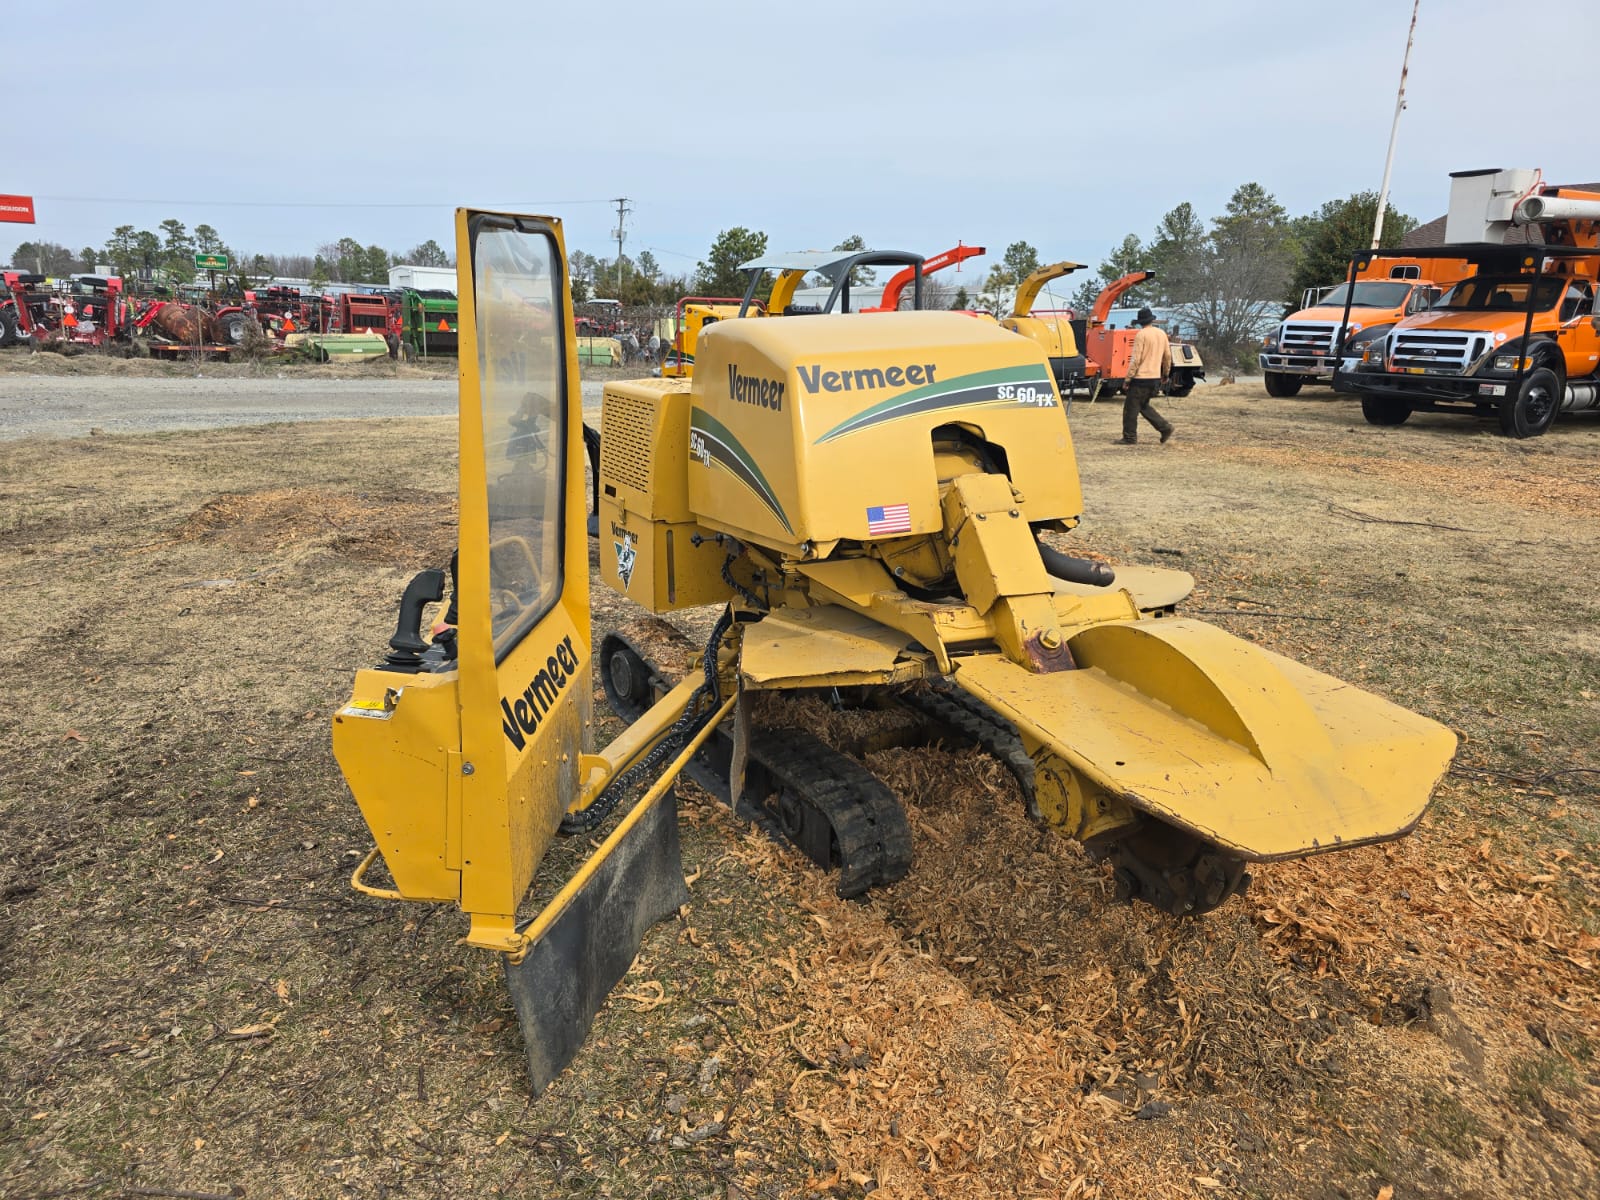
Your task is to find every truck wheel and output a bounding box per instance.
[0,308,15,347]
[1497,367,1560,438]
[218,312,248,345]
[1164,372,1195,398]
[1263,371,1303,398]
[1361,396,1411,426]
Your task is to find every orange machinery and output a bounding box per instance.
[1340,169,1600,437]
[1082,271,1206,397]
[861,242,985,312]
[1261,255,1473,398]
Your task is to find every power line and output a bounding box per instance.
[612,198,632,292]
[638,243,700,262]
[32,195,617,210]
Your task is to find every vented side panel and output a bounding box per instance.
[601,390,656,495]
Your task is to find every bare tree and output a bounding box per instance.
[919,276,959,311]
[1167,184,1295,363]
[257,253,316,279]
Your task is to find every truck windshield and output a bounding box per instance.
[1319,281,1412,309]
[1435,277,1564,312]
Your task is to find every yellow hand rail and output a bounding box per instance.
[349,845,406,901]
[512,692,736,959]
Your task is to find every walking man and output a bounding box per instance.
[1117,307,1175,445]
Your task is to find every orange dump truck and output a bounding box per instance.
[1341,169,1600,437]
[1259,255,1471,398]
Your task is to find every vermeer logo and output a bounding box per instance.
[728,364,784,410]
[613,525,637,590]
[500,635,579,751]
[796,362,939,394]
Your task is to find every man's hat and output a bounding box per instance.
[1136,306,1157,325]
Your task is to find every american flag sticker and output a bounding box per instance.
[866,503,912,536]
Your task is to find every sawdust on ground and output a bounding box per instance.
[2,384,1597,1200]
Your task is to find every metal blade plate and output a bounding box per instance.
[504,790,688,1092]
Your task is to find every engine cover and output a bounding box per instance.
[686,312,1085,557]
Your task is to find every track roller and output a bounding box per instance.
[595,621,913,898]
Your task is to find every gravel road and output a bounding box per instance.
[0,373,607,440]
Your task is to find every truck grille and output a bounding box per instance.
[1387,331,1486,375]
[1280,321,1336,355]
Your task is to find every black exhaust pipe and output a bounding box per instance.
[1036,538,1115,587]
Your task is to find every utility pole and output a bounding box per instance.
[612,198,631,296]
[1372,0,1420,249]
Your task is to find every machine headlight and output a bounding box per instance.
[1344,325,1389,354]
[1493,355,1533,372]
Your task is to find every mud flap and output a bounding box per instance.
[504,790,689,1092]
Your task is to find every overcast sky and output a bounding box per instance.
[7,1,1598,282]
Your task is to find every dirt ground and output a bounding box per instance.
[0,347,457,440]
[1,372,1596,1200]
[0,349,632,441]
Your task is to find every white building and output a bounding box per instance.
[388,264,458,292]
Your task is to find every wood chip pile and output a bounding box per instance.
[671,688,1600,1197]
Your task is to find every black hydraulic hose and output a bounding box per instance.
[1035,537,1115,588]
[559,608,733,835]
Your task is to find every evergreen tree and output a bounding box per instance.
[694,228,768,298]
[1288,191,1417,305]
[976,240,1043,314]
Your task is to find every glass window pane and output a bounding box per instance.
[474,223,565,655]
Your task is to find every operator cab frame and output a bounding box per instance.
[736,250,925,317]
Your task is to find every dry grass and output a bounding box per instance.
[1,379,1597,1199]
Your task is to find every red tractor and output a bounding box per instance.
[1,272,133,348]
[209,285,320,344]
[246,285,312,335]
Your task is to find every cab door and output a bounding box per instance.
[452,210,590,950]
[1556,280,1599,388]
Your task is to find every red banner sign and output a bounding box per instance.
[0,195,37,224]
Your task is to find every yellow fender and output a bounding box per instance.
[953,618,1456,860]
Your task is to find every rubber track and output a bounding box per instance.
[599,627,913,898]
[901,686,1037,813]
[747,727,912,897]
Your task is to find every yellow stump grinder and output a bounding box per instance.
[333,211,1456,1090]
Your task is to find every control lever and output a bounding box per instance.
[384,568,447,672]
